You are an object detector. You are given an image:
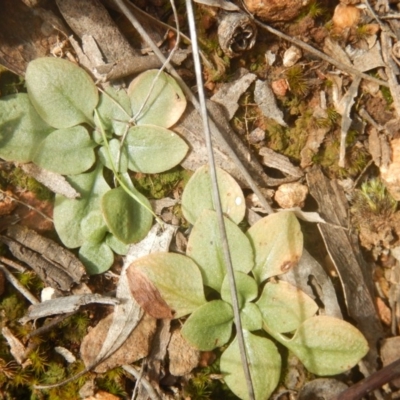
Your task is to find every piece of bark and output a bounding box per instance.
[146,319,171,390]
[95,49,189,81]
[259,147,303,178]
[254,79,287,127]
[56,0,140,62]
[0,224,86,291]
[307,166,383,371]
[0,0,69,76]
[211,69,257,120]
[2,327,28,365]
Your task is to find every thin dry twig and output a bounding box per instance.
[122,364,161,400]
[0,189,53,223]
[0,263,39,305]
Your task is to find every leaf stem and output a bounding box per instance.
[94,109,160,223]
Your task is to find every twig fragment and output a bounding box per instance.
[0,263,39,304]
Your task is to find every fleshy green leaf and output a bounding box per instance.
[125,125,188,173]
[80,210,108,243]
[32,126,96,175]
[105,233,129,255]
[221,272,258,308]
[220,330,281,400]
[128,69,186,128]
[257,280,318,333]
[247,211,303,283]
[95,87,131,136]
[187,210,253,292]
[127,253,206,318]
[53,165,110,248]
[181,165,245,225]
[101,186,153,244]
[181,300,233,350]
[98,138,129,173]
[240,302,262,331]
[0,94,53,162]
[79,240,114,275]
[273,316,369,375]
[26,57,98,128]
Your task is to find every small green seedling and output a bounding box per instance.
[0,57,189,273]
[126,165,369,400]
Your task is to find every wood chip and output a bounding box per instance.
[259,147,303,177]
[2,327,28,365]
[211,69,257,119]
[254,79,287,126]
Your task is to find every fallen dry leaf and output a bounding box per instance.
[168,328,200,376]
[375,296,391,326]
[81,312,157,373]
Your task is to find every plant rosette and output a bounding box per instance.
[0,57,189,274]
[126,164,369,400]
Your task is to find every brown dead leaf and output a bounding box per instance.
[81,312,157,373]
[375,296,391,326]
[167,328,200,376]
[126,267,174,319]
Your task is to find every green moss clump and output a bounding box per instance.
[132,167,192,199]
[0,167,53,201]
[352,178,398,217]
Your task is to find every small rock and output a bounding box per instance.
[283,46,302,67]
[275,182,308,209]
[332,4,361,33]
[271,79,289,97]
[248,127,266,144]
